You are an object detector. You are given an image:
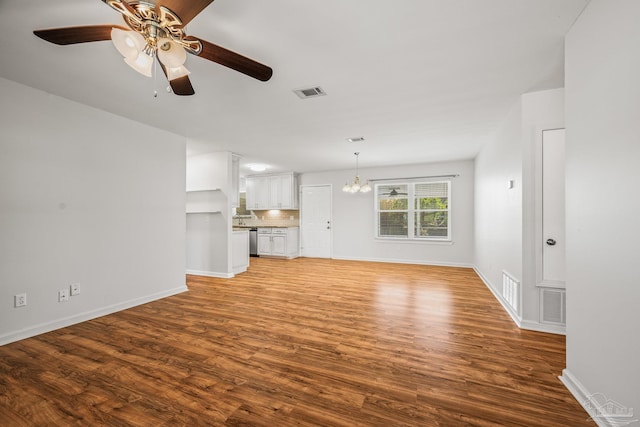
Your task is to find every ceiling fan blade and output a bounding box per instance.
[159,64,195,96]
[195,37,273,82]
[157,0,214,27]
[33,25,127,45]
[169,75,196,96]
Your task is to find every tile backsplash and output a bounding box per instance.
[233,210,299,227]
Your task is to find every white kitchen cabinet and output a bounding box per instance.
[257,227,299,258]
[257,232,272,254]
[271,232,287,256]
[246,173,298,210]
[246,176,269,210]
[268,173,295,209]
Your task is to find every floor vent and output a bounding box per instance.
[502,271,520,315]
[293,86,327,99]
[540,288,566,325]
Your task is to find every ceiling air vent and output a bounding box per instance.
[293,86,327,99]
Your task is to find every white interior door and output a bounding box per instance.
[300,185,332,258]
[541,128,566,286]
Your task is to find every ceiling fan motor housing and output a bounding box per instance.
[104,0,202,55]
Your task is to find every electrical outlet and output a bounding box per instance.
[58,289,69,302]
[70,283,80,296]
[14,293,27,308]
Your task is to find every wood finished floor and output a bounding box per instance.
[0,257,590,426]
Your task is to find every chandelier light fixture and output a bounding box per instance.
[108,1,198,81]
[342,152,372,193]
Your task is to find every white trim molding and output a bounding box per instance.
[186,269,235,279]
[473,266,566,335]
[331,255,473,269]
[520,319,566,335]
[474,266,523,327]
[559,369,636,427]
[0,285,188,346]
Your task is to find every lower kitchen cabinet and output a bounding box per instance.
[257,227,299,259]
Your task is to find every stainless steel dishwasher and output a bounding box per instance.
[249,228,258,256]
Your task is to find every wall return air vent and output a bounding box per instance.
[293,86,327,99]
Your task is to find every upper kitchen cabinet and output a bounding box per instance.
[269,173,294,209]
[245,175,269,209]
[246,172,299,210]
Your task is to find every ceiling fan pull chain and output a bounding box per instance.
[153,57,158,98]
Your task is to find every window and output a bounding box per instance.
[375,181,450,240]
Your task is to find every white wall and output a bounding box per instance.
[474,88,565,330]
[0,78,187,345]
[474,99,523,310]
[299,160,474,266]
[562,0,640,417]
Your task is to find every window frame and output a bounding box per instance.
[374,180,452,242]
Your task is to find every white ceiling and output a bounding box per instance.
[0,0,588,175]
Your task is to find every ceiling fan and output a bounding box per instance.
[33,0,273,96]
[381,187,408,197]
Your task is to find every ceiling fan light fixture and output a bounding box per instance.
[166,64,191,81]
[124,52,153,77]
[157,38,187,67]
[34,0,274,96]
[111,28,144,60]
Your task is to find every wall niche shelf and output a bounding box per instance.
[186,210,222,214]
[186,189,223,214]
[186,188,221,193]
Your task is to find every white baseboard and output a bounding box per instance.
[473,266,523,327]
[520,319,566,335]
[330,255,474,269]
[559,369,621,427]
[0,285,188,346]
[186,269,234,279]
[232,266,248,275]
[472,265,566,335]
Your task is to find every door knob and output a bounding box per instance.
[546,238,557,246]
